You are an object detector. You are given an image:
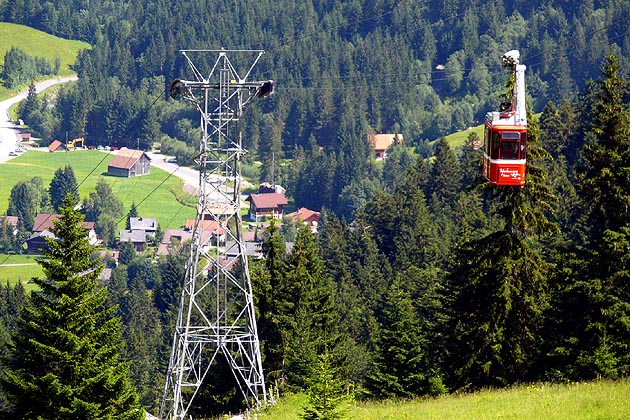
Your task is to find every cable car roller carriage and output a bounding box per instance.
[482,50,527,187]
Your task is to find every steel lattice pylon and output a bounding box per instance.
[160,49,273,420]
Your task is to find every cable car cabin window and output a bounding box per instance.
[491,130,500,159]
[498,132,521,160]
[520,132,527,160]
[500,141,519,159]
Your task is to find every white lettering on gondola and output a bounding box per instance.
[499,167,522,180]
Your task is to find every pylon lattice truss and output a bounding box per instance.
[160,49,273,420]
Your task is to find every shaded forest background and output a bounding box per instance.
[1,0,630,417]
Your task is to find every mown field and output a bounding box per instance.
[0,22,90,101]
[0,254,43,290]
[0,150,197,229]
[259,379,630,420]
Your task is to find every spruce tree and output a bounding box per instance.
[125,202,139,231]
[284,224,344,389]
[548,52,630,380]
[365,275,444,398]
[252,221,288,384]
[49,166,79,212]
[300,349,354,420]
[429,137,462,210]
[442,71,557,390]
[0,195,143,419]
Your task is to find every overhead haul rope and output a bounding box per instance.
[3,4,628,271]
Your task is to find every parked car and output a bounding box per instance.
[9,151,17,156]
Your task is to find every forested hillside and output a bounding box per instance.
[3,0,630,214]
[1,0,630,418]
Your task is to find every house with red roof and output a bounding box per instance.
[184,219,227,244]
[286,207,321,233]
[368,133,403,159]
[107,148,151,177]
[0,216,19,232]
[48,139,67,152]
[245,192,288,222]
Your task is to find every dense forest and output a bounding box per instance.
[1,0,630,418]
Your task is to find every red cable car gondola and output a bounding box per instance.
[482,50,527,187]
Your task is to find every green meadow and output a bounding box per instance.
[0,22,90,100]
[260,379,630,420]
[0,150,197,230]
[0,254,43,290]
[435,124,484,150]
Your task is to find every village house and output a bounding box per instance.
[119,229,148,252]
[286,207,321,233]
[0,216,19,234]
[48,139,68,153]
[367,133,403,159]
[26,214,97,253]
[157,229,193,255]
[245,184,288,222]
[184,219,226,245]
[107,148,151,177]
[129,217,158,237]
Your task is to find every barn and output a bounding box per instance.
[107,148,151,178]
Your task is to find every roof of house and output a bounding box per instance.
[33,214,95,232]
[120,229,147,243]
[246,193,288,209]
[367,133,403,151]
[184,219,226,235]
[108,148,150,170]
[48,139,66,152]
[161,229,193,244]
[0,216,19,229]
[286,207,320,224]
[129,217,157,231]
[224,240,263,258]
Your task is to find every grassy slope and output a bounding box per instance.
[0,150,197,229]
[262,379,630,420]
[0,254,43,290]
[0,22,90,100]
[433,124,484,151]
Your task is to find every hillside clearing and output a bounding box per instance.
[0,22,90,101]
[0,150,197,229]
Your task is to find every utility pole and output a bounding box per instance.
[159,49,274,420]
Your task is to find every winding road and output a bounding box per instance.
[0,77,250,207]
[0,75,78,162]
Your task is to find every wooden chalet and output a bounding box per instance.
[107,148,151,178]
[48,139,67,152]
[368,133,403,159]
[286,207,321,233]
[26,214,97,253]
[245,192,288,222]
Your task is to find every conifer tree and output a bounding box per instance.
[0,195,143,419]
[125,202,139,231]
[442,70,557,390]
[548,52,630,380]
[49,165,79,212]
[365,275,444,398]
[300,349,354,420]
[429,137,462,210]
[252,221,288,384]
[284,224,344,389]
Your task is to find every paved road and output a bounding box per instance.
[0,76,78,162]
[0,78,252,208]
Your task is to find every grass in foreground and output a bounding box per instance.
[0,150,197,229]
[257,379,630,420]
